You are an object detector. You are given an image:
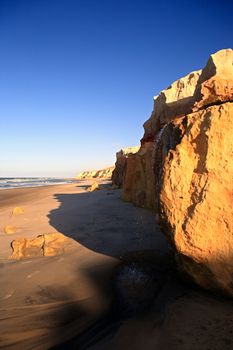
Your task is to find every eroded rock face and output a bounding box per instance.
[77,166,114,180]
[193,48,233,111]
[122,143,156,209]
[119,48,233,296]
[143,69,202,141]
[159,103,233,295]
[121,70,203,209]
[10,233,73,259]
[111,146,140,188]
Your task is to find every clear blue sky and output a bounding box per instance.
[0,0,232,177]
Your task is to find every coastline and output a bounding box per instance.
[0,177,77,191]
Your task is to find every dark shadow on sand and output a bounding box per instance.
[46,188,172,348]
[48,188,169,259]
[46,188,233,350]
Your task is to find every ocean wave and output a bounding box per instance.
[0,178,74,189]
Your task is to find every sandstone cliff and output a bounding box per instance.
[77,166,114,180]
[114,49,233,296]
[111,146,140,188]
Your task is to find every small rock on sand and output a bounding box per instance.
[88,182,100,192]
[12,207,24,215]
[4,225,16,234]
[10,232,73,260]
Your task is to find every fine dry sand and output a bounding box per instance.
[1,181,233,350]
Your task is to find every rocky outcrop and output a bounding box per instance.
[77,166,114,180]
[10,233,73,259]
[111,146,140,188]
[120,69,204,209]
[119,49,233,296]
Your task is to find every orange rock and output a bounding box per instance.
[10,233,72,259]
[4,225,16,234]
[143,69,201,141]
[116,48,233,296]
[11,236,44,259]
[12,207,24,215]
[159,103,233,296]
[88,182,100,192]
[43,232,69,256]
[122,143,156,209]
[193,49,233,111]
[111,146,140,188]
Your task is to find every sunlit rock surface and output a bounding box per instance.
[10,233,73,259]
[77,166,114,180]
[117,49,233,296]
[159,102,233,295]
[88,181,100,192]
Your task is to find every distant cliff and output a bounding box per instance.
[77,166,114,180]
[113,49,233,297]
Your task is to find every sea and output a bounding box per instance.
[0,177,75,190]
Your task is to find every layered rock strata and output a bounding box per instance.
[116,49,233,296]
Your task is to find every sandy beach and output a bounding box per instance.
[0,181,168,349]
[1,181,233,349]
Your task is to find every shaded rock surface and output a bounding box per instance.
[122,143,156,209]
[77,166,114,180]
[116,49,233,296]
[111,146,140,188]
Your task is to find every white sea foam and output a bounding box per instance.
[0,177,74,189]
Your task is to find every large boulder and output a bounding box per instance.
[159,102,233,295]
[119,48,233,296]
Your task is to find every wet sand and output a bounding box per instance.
[1,181,233,349]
